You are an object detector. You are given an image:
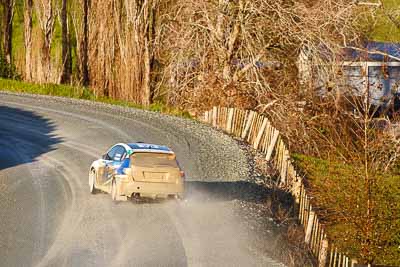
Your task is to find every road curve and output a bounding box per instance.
[0,92,285,267]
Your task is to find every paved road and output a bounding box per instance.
[0,93,285,267]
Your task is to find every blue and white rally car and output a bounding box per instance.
[89,142,185,201]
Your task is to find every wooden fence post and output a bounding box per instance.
[241,111,255,139]
[217,107,221,128]
[222,107,227,129]
[232,109,238,135]
[254,117,268,149]
[226,108,234,133]
[299,185,304,222]
[311,216,318,253]
[292,173,302,203]
[305,209,315,244]
[319,235,329,267]
[261,123,270,151]
[304,195,310,227]
[247,113,258,143]
[212,106,218,127]
[333,247,338,267]
[266,129,280,161]
[280,149,290,184]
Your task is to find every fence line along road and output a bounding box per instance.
[202,106,357,267]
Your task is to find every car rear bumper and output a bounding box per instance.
[119,180,184,199]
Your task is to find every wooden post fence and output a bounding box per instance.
[200,106,357,267]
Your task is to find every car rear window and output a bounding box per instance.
[130,153,178,168]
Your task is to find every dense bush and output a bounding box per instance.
[0,53,20,80]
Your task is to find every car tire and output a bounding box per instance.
[89,169,97,194]
[111,179,118,202]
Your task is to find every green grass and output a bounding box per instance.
[0,78,192,118]
[292,154,400,265]
[370,0,400,42]
[292,154,362,185]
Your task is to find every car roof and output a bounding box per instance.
[108,143,174,155]
[127,142,170,151]
[126,143,173,154]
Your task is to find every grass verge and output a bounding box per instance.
[292,154,400,265]
[0,78,192,118]
[369,0,400,42]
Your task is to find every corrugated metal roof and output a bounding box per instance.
[344,41,400,61]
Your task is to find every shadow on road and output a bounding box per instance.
[0,105,62,170]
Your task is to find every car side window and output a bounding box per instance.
[121,151,127,161]
[113,146,126,162]
[106,146,119,160]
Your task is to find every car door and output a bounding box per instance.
[98,146,119,185]
[110,146,127,173]
[106,145,127,180]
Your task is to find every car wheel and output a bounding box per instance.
[111,179,117,201]
[89,169,97,194]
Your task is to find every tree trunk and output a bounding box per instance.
[141,2,155,106]
[36,0,55,82]
[42,32,52,82]
[24,0,33,81]
[80,0,89,86]
[2,0,14,65]
[60,0,71,84]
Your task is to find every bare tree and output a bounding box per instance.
[24,0,33,81]
[70,0,90,86]
[87,1,114,97]
[87,0,165,105]
[161,0,362,113]
[35,0,56,82]
[121,0,159,106]
[60,0,72,84]
[1,0,15,65]
[81,0,89,85]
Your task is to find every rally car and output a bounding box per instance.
[89,142,185,201]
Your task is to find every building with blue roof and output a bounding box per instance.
[340,41,400,107]
[299,41,400,109]
[343,41,400,62]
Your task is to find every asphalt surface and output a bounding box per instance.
[0,92,285,267]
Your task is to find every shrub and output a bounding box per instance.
[0,53,21,80]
